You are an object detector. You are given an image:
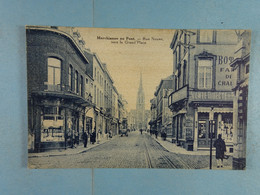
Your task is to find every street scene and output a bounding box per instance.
[27,26,250,169]
[28,131,232,169]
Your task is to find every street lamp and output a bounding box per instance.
[209,106,214,170]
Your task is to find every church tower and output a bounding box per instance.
[136,72,145,130]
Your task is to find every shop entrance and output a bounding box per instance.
[198,113,217,148]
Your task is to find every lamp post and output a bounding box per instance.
[209,106,214,169]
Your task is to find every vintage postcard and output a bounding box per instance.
[27,26,250,169]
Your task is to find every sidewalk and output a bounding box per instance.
[149,132,210,155]
[148,132,233,170]
[28,136,115,158]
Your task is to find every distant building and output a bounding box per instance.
[230,30,251,170]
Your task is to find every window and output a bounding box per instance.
[175,76,178,91]
[85,78,89,98]
[80,75,83,97]
[198,59,213,89]
[245,64,249,74]
[94,85,96,104]
[75,71,78,93]
[183,60,187,86]
[178,65,182,89]
[198,30,215,43]
[97,89,99,106]
[184,33,187,45]
[178,45,181,64]
[47,57,61,86]
[69,65,73,91]
[173,51,177,72]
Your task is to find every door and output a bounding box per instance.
[198,113,217,148]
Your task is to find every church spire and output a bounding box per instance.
[138,72,143,91]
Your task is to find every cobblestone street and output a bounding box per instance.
[28,131,232,169]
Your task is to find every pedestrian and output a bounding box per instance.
[214,134,226,168]
[83,132,88,148]
[140,129,143,134]
[93,130,96,144]
[155,131,158,139]
[109,130,112,138]
[97,129,101,144]
[71,129,75,148]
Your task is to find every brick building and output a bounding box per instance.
[27,26,93,152]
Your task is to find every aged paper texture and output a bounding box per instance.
[27,26,250,170]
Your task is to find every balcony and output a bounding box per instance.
[168,85,188,110]
[44,83,62,92]
[40,83,93,107]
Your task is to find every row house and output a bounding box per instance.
[27,26,93,152]
[230,30,251,169]
[118,94,128,130]
[112,86,119,135]
[92,54,106,136]
[128,109,137,130]
[103,63,114,134]
[168,30,238,151]
[149,98,157,133]
[151,76,174,136]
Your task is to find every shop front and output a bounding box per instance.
[193,106,233,151]
[31,92,92,152]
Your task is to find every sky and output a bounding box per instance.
[77,27,176,111]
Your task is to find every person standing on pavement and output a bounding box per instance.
[97,129,101,144]
[214,134,226,168]
[155,130,158,139]
[83,132,88,148]
[92,130,96,144]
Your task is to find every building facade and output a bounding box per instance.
[230,30,251,169]
[168,30,238,151]
[153,76,174,136]
[27,26,128,152]
[27,26,93,152]
[149,98,157,133]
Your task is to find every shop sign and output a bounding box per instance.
[190,91,233,101]
[216,55,236,91]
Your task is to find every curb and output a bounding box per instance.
[28,137,116,158]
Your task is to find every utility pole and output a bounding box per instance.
[209,106,214,169]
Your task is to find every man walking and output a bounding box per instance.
[83,132,88,148]
[214,134,226,168]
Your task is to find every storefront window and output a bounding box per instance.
[41,106,64,142]
[218,113,233,142]
[198,120,207,138]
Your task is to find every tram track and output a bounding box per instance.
[144,140,153,168]
[145,134,192,169]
